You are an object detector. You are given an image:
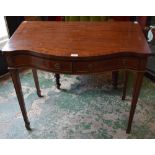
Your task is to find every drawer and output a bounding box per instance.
[12,55,72,73]
[39,59,72,73]
[73,58,124,74]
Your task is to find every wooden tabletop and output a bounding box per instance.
[2,21,151,57]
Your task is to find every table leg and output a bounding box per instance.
[54,73,61,89]
[126,72,144,134]
[112,71,118,89]
[10,69,31,130]
[122,71,128,100]
[32,69,43,97]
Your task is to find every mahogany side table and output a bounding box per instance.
[2,21,151,133]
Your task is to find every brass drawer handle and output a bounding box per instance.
[54,63,61,70]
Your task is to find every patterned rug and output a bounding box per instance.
[0,70,155,139]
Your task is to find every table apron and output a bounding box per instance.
[6,54,147,73]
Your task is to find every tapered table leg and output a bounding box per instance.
[112,71,119,89]
[122,71,128,100]
[10,69,31,130]
[54,73,61,89]
[32,69,43,97]
[126,72,144,134]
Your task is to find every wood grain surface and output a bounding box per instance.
[2,21,151,58]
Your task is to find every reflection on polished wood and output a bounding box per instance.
[3,21,151,133]
[3,21,150,56]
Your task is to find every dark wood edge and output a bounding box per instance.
[8,66,146,75]
[3,50,149,61]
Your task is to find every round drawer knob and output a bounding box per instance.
[54,63,61,70]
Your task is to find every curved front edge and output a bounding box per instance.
[5,54,73,74]
[5,53,148,74]
[73,55,147,74]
